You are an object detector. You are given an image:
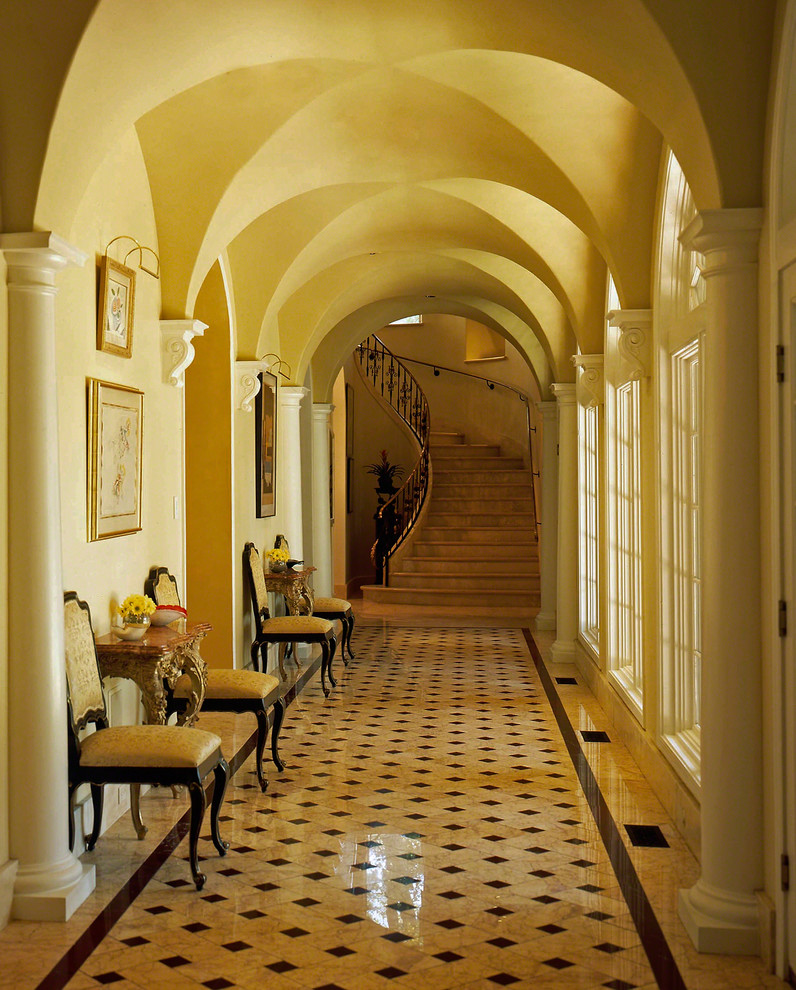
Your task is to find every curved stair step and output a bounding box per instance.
[391,572,540,590]
[362,585,540,607]
[402,557,538,574]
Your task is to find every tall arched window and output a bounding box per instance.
[656,150,704,791]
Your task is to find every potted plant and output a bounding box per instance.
[365,449,404,495]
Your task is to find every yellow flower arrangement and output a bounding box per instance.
[265,547,290,564]
[118,593,157,624]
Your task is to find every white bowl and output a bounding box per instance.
[150,606,187,626]
[114,623,149,641]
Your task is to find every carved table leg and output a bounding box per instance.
[169,642,208,727]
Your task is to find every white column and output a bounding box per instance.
[535,401,558,630]
[550,384,578,661]
[311,404,334,596]
[0,232,96,920]
[677,208,764,954]
[277,386,308,559]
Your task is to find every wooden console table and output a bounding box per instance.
[263,565,317,615]
[95,621,211,727]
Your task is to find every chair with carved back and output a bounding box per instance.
[64,591,229,890]
[271,537,356,666]
[145,566,284,789]
[244,542,337,697]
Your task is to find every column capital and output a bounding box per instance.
[0,231,86,286]
[549,383,577,406]
[572,354,605,407]
[608,309,652,382]
[278,385,309,409]
[536,399,559,420]
[680,208,763,274]
[312,402,334,422]
[161,320,207,388]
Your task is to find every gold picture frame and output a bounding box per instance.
[97,256,136,357]
[87,379,144,541]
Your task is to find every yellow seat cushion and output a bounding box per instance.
[313,597,351,613]
[263,616,333,635]
[173,669,279,701]
[79,725,221,768]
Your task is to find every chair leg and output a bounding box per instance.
[187,780,208,890]
[319,641,329,697]
[327,634,338,688]
[345,612,355,661]
[87,784,104,851]
[254,708,269,791]
[129,783,148,840]
[209,759,230,857]
[271,699,285,772]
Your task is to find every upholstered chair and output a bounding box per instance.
[64,591,229,889]
[307,595,355,666]
[145,566,284,789]
[244,543,337,696]
[268,538,356,666]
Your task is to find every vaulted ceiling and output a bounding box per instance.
[2,0,776,394]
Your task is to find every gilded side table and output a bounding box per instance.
[95,621,211,726]
[263,565,317,615]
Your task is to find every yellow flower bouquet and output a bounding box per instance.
[265,546,290,572]
[118,593,157,624]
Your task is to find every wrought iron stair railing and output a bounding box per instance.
[355,334,430,585]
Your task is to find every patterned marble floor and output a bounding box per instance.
[0,620,785,989]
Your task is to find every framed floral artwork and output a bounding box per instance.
[255,371,277,518]
[87,379,143,540]
[97,256,136,357]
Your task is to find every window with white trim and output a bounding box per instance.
[607,374,644,717]
[656,149,704,791]
[665,337,702,779]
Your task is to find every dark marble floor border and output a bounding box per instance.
[36,727,259,990]
[522,628,687,990]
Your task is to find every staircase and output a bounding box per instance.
[362,430,540,615]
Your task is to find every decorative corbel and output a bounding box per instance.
[607,309,652,383]
[160,319,207,387]
[572,354,604,408]
[236,361,265,412]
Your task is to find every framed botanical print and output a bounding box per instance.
[255,371,277,518]
[97,256,136,357]
[87,379,144,540]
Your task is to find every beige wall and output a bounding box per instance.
[233,382,284,671]
[380,316,539,462]
[60,126,183,632]
[55,126,185,828]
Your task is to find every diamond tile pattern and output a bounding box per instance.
[0,620,786,990]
